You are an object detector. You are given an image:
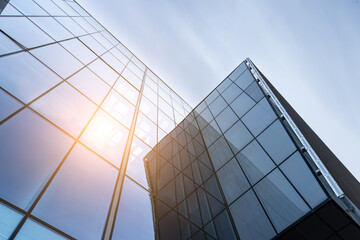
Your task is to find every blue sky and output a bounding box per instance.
[77,0,360,180]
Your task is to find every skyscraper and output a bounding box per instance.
[145,59,360,239]
[0,1,359,240]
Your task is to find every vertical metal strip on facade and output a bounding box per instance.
[102,68,148,240]
[245,57,344,198]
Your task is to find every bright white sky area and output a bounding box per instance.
[77,0,360,181]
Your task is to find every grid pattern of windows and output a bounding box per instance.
[145,62,329,240]
[0,1,191,239]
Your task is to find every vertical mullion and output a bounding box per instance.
[102,66,147,240]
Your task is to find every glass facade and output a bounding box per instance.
[0,1,191,239]
[1,1,360,240]
[145,62,331,239]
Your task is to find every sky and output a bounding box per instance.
[77,0,360,181]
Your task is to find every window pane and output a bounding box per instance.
[80,109,129,167]
[60,39,97,65]
[135,112,157,147]
[224,120,253,154]
[79,34,106,56]
[0,88,23,121]
[10,0,47,15]
[234,69,254,90]
[126,137,151,187]
[101,52,125,74]
[31,82,97,137]
[88,58,119,86]
[29,17,72,41]
[33,144,118,240]
[245,81,264,102]
[112,177,155,240]
[242,98,277,136]
[0,109,74,209]
[208,96,226,117]
[257,120,296,164]
[0,203,23,239]
[55,17,87,36]
[0,52,62,103]
[222,83,243,104]
[230,92,255,118]
[102,90,135,128]
[67,67,110,105]
[0,16,53,48]
[213,211,237,240]
[31,43,83,79]
[254,169,310,232]
[215,107,238,133]
[0,32,21,55]
[280,152,328,208]
[158,110,175,133]
[207,136,233,170]
[228,62,247,81]
[139,96,157,123]
[15,219,67,240]
[229,189,276,240]
[114,78,139,105]
[122,68,142,90]
[217,158,250,203]
[237,140,275,184]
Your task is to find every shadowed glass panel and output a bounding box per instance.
[15,220,67,240]
[0,203,23,240]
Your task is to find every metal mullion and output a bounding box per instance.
[9,54,130,240]
[0,29,104,58]
[101,66,147,240]
[192,109,241,240]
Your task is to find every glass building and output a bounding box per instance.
[0,1,359,240]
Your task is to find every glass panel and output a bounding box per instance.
[80,109,129,167]
[52,0,78,16]
[213,211,237,240]
[0,88,23,121]
[159,97,174,120]
[112,177,154,240]
[0,203,23,240]
[208,96,227,117]
[207,136,233,170]
[34,0,66,16]
[135,112,157,147]
[222,83,243,104]
[126,136,151,187]
[128,61,143,79]
[67,67,110,105]
[254,169,310,232]
[31,82,97,137]
[205,90,219,106]
[217,158,250,203]
[10,0,47,15]
[15,219,67,240]
[230,189,276,240]
[228,62,247,81]
[0,109,74,209]
[60,39,97,65]
[242,98,277,136]
[122,68,142,90]
[55,17,87,36]
[257,120,296,164]
[0,52,62,103]
[216,78,232,93]
[0,32,21,55]
[230,92,256,118]
[101,52,125,74]
[143,85,157,106]
[88,58,118,86]
[0,17,53,48]
[224,120,253,154]
[234,69,254,90]
[139,96,157,123]
[79,34,106,56]
[158,110,175,133]
[215,107,238,133]
[33,144,117,240]
[110,47,129,65]
[72,17,96,33]
[31,43,83,79]
[114,78,139,105]
[102,90,135,128]
[237,140,276,184]
[30,17,72,41]
[245,81,264,102]
[92,32,112,49]
[280,152,328,208]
